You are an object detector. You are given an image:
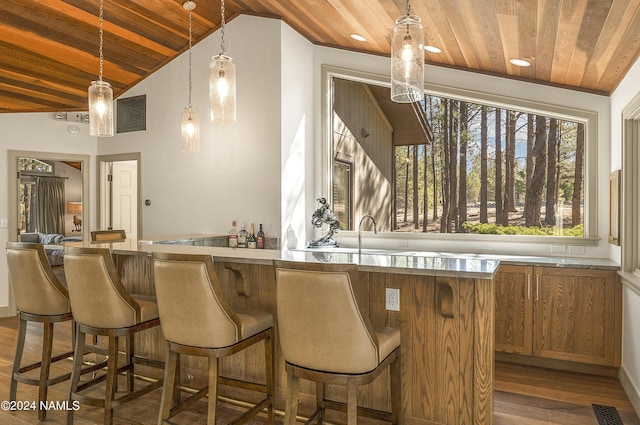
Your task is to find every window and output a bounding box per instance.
[323,66,597,241]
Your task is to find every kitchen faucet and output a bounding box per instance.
[358,214,377,256]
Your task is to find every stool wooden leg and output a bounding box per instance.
[207,352,219,425]
[346,379,357,425]
[390,349,401,425]
[104,333,118,425]
[37,320,55,420]
[172,352,181,407]
[10,315,27,402]
[67,327,86,425]
[316,382,325,424]
[284,364,299,425]
[126,333,135,393]
[265,329,275,424]
[158,343,178,425]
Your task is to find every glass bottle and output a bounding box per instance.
[248,223,257,249]
[256,224,265,249]
[238,224,249,248]
[228,220,238,248]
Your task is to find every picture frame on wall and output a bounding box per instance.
[609,170,621,246]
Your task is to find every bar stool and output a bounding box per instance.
[6,242,74,420]
[273,260,402,425]
[152,252,275,425]
[63,246,164,425]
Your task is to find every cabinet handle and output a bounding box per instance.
[527,274,531,300]
[536,274,540,301]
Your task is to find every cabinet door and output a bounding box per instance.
[494,265,533,354]
[533,267,619,366]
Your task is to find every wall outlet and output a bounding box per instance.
[386,288,400,311]
[551,244,566,254]
[396,239,408,247]
[568,245,585,254]
[0,218,7,228]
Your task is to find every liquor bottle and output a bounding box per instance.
[256,224,265,249]
[248,223,257,249]
[238,224,249,248]
[228,220,238,248]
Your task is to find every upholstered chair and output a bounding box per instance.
[273,260,401,425]
[63,246,163,425]
[6,242,74,420]
[152,252,275,425]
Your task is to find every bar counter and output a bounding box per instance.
[65,237,499,425]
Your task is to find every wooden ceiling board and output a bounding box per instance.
[2,0,640,112]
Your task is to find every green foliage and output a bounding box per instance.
[462,222,584,237]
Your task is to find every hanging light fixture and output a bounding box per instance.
[209,0,236,123]
[88,0,114,136]
[181,1,200,152]
[390,0,424,103]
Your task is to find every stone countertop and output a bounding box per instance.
[64,238,499,278]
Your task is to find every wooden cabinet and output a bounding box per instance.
[495,265,621,369]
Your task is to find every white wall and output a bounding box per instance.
[610,54,640,411]
[101,15,284,240]
[0,114,96,310]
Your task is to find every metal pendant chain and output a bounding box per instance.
[219,0,226,55]
[99,0,104,81]
[188,6,193,107]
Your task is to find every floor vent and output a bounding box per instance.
[593,404,624,425]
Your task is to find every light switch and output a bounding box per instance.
[0,218,7,229]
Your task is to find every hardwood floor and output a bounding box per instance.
[0,315,638,424]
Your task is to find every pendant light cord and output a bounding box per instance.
[219,0,226,55]
[188,5,193,107]
[98,0,104,82]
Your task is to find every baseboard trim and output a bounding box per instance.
[0,305,10,318]
[619,364,640,417]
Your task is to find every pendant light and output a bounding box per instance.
[209,0,236,123]
[181,1,200,152]
[88,0,114,137]
[390,0,424,103]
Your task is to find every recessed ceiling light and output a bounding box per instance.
[350,34,367,42]
[424,45,442,54]
[510,58,531,67]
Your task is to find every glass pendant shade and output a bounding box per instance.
[391,14,425,103]
[209,54,236,123]
[88,80,114,136]
[180,107,200,152]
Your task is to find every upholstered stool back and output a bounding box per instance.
[64,247,145,329]
[276,265,380,374]
[152,254,242,348]
[7,242,69,315]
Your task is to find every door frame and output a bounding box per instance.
[96,152,142,239]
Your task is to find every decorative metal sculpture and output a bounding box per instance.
[307,197,340,248]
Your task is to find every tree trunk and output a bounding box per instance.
[495,108,503,225]
[440,101,451,232]
[403,146,409,223]
[480,106,488,223]
[572,123,584,226]
[422,143,429,232]
[432,143,438,221]
[504,111,517,221]
[544,118,558,225]
[413,144,419,229]
[524,116,547,226]
[449,99,458,232]
[459,102,468,228]
[526,114,534,190]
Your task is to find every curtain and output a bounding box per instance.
[36,176,65,234]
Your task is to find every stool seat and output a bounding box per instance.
[274,260,401,425]
[153,252,275,425]
[130,294,160,323]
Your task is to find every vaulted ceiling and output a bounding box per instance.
[2,0,640,113]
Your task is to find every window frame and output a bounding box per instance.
[321,65,599,245]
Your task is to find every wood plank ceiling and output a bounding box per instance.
[2,0,640,113]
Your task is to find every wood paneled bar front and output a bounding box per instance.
[66,239,499,425]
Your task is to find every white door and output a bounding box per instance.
[111,160,137,238]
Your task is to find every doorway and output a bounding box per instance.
[96,153,141,239]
